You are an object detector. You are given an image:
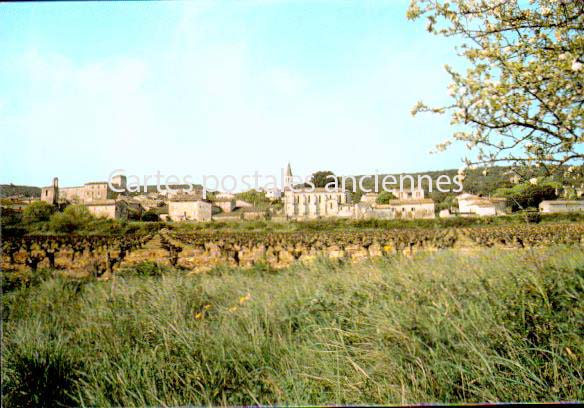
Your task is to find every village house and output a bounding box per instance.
[360,188,425,204]
[382,199,435,219]
[214,197,236,213]
[393,188,425,200]
[85,199,130,220]
[168,195,212,221]
[156,185,203,198]
[457,193,507,216]
[355,199,435,219]
[539,200,584,213]
[130,195,165,211]
[360,192,379,204]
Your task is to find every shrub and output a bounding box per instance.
[141,211,159,222]
[49,205,93,233]
[525,211,542,224]
[375,191,397,204]
[22,201,55,224]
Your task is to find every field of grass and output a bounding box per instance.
[2,247,583,406]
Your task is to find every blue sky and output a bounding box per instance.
[1,0,469,188]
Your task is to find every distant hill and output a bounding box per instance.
[0,184,41,198]
[349,166,515,195]
[350,165,584,194]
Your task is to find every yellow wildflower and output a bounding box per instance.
[239,293,252,305]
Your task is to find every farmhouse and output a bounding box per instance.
[355,199,435,219]
[85,200,130,220]
[168,195,212,221]
[457,193,506,216]
[214,197,236,213]
[539,200,584,213]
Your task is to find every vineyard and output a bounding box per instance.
[2,223,583,273]
[1,233,153,276]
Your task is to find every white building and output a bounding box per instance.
[457,193,506,216]
[539,200,584,213]
[355,199,435,220]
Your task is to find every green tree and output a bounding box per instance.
[495,182,557,211]
[408,0,583,179]
[310,171,337,188]
[49,205,94,233]
[22,201,55,223]
[376,191,397,204]
[235,190,270,208]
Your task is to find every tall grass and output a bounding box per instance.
[2,247,583,406]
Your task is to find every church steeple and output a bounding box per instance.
[284,162,293,189]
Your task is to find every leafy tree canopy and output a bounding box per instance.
[235,190,270,208]
[310,171,338,188]
[49,205,94,233]
[376,191,397,204]
[408,0,583,180]
[22,201,55,224]
[494,181,558,211]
